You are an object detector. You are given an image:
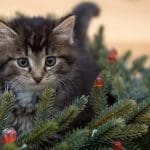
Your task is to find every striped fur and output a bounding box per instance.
[0,2,99,139]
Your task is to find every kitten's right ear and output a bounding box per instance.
[0,22,18,45]
[53,16,75,44]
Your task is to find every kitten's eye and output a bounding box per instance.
[45,56,56,67]
[17,58,29,68]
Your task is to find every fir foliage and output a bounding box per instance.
[0,25,149,150]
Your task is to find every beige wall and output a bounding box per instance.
[0,0,150,63]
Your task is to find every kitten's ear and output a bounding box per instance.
[0,22,18,45]
[53,16,75,44]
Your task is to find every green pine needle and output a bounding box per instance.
[103,124,149,141]
[53,128,90,150]
[35,88,56,123]
[0,92,15,131]
[17,120,59,146]
[90,99,137,128]
[79,118,124,150]
[56,95,88,129]
[126,98,150,124]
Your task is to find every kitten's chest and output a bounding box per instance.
[16,90,40,107]
[12,111,36,134]
[12,91,40,134]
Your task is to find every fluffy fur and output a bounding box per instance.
[0,2,100,135]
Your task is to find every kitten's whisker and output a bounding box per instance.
[57,75,78,91]
[9,78,21,90]
[65,77,78,90]
[45,76,75,102]
[55,79,71,101]
[10,77,26,92]
[9,77,19,86]
[13,80,24,91]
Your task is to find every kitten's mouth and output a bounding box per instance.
[29,83,46,89]
[27,81,52,91]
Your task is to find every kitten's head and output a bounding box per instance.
[0,16,76,92]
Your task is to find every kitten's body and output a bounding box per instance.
[0,2,99,135]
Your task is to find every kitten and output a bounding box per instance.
[0,2,99,135]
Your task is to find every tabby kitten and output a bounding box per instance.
[0,2,99,134]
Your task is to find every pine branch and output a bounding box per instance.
[0,92,15,131]
[125,134,150,150]
[111,75,127,97]
[103,124,148,141]
[135,112,150,125]
[90,87,108,115]
[90,71,113,115]
[120,50,131,63]
[56,95,88,130]
[126,98,150,124]
[35,88,55,124]
[2,143,18,150]
[52,128,90,150]
[90,99,137,128]
[17,95,88,147]
[17,120,59,146]
[131,55,148,72]
[79,118,124,150]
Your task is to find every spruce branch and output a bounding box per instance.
[121,50,132,63]
[17,120,59,146]
[111,75,127,97]
[131,55,148,72]
[79,118,124,150]
[52,128,90,150]
[0,92,15,131]
[125,134,150,150]
[2,143,18,150]
[35,88,55,123]
[126,98,150,124]
[135,112,150,125]
[90,70,112,115]
[56,95,88,129]
[90,87,108,115]
[103,124,148,141]
[90,99,137,128]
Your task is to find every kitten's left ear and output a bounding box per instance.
[0,22,18,45]
[53,16,75,44]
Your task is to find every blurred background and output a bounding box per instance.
[0,0,149,64]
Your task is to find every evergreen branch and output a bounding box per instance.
[121,86,150,103]
[56,95,88,129]
[35,88,55,124]
[111,75,127,97]
[90,70,112,115]
[121,50,131,63]
[17,120,59,146]
[52,128,90,150]
[135,112,150,125]
[0,92,15,131]
[125,134,150,150]
[90,100,137,128]
[79,118,124,150]
[90,87,107,115]
[103,124,148,141]
[131,55,148,72]
[2,143,18,150]
[126,98,150,124]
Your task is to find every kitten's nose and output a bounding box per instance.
[33,76,43,84]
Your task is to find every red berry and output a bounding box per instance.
[108,48,118,63]
[1,128,17,144]
[95,75,104,87]
[113,140,123,150]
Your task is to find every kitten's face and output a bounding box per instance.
[0,16,76,92]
